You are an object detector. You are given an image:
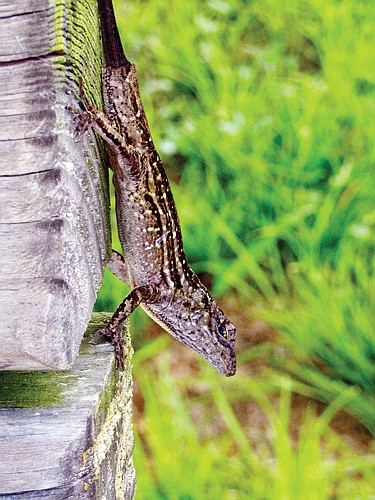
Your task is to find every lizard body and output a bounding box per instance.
[74,0,236,376]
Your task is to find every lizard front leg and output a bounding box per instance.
[97,284,161,370]
[107,249,129,284]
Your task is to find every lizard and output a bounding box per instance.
[72,0,237,376]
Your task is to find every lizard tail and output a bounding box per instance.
[97,0,130,69]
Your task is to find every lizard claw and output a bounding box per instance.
[112,330,125,371]
[94,324,113,342]
[66,75,97,140]
[94,324,126,371]
[66,104,94,140]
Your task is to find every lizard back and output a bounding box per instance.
[102,65,191,294]
[76,0,238,376]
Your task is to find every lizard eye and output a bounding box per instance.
[217,323,228,338]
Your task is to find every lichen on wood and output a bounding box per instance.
[0,313,136,498]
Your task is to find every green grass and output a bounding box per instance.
[94,0,375,496]
[133,342,375,499]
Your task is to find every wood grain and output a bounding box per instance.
[0,313,136,498]
[0,0,111,369]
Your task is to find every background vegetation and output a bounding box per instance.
[95,0,375,497]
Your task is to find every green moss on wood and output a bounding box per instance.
[0,313,126,409]
[0,370,64,408]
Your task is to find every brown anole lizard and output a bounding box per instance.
[72,0,236,376]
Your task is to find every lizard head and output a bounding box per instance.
[143,285,237,376]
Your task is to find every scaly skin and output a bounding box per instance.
[72,1,237,376]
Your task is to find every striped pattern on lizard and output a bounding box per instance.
[71,0,236,376]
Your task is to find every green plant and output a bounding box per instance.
[133,343,375,499]
[93,3,375,494]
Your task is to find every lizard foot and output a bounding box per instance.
[111,327,126,371]
[67,76,97,140]
[93,324,126,371]
[66,104,94,140]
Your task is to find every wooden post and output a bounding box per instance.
[0,1,135,497]
[0,314,136,498]
[0,0,110,370]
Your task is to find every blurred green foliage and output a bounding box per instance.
[95,0,375,496]
[133,343,375,499]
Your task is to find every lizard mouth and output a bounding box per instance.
[222,353,236,377]
[215,347,236,377]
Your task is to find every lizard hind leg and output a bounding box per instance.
[96,284,161,370]
[67,76,99,139]
[68,106,96,140]
[73,76,128,151]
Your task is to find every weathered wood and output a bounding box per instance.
[0,313,136,499]
[0,0,111,369]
